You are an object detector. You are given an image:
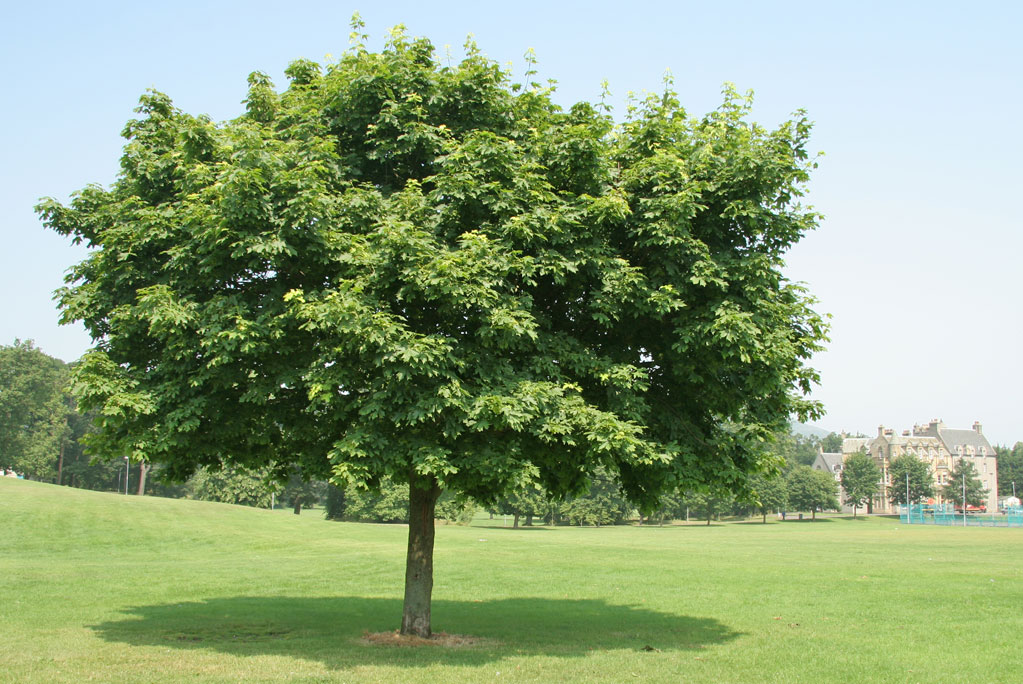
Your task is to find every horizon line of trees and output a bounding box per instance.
[2,338,1013,521]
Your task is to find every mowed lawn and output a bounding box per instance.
[2,478,1021,683]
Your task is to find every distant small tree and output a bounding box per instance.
[191,465,273,508]
[559,467,634,526]
[995,443,1023,497]
[324,484,346,520]
[841,451,880,517]
[786,465,838,520]
[496,469,549,527]
[435,492,477,525]
[281,469,327,514]
[344,478,410,523]
[748,473,788,523]
[942,459,988,509]
[684,488,736,525]
[887,454,934,505]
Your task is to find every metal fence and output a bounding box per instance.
[900,504,1023,527]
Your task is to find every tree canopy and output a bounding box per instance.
[995,443,1023,497]
[887,455,934,505]
[786,466,838,520]
[747,472,788,523]
[0,340,71,480]
[942,459,988,509]
[38,25,826,637]
[840,450,880,516]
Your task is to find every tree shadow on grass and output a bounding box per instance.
[91,596,739,670]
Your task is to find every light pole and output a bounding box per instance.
[962,471,967,527]
[124,456,130,495]
[906,471,910,523]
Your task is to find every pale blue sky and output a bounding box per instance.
[2,1,1020,444]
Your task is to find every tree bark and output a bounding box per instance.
[57,441,65,486]
[401,471,441,638]
[293,501,302,515]
[513,513,519,528]
[137,461,148,496]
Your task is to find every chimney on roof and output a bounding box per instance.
[884,428,894,436]
[902,430,910,436]
[878,425,885,438]
[973,421,982,434]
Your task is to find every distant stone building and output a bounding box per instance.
[841,419,998,514]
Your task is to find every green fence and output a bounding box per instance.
[900,504,1023,527]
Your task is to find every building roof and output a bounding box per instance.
[814,451,844,472]
[938,428,994,455]
[842,438,870,455]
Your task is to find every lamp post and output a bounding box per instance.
[962,471,967,527]
[123,456,130,495]
[906,471,910,523]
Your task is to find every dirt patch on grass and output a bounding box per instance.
[360,630,492,648]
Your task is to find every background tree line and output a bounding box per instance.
[3,339,1013,521]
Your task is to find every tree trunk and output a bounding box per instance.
[811,509,816,521]
[401,471,441,638]
[293,500,302,515]
[513,514,519,528]
[763,511,767,524]
[137,462,148,496]
[525,513,533,526]
[57,441,65,486]
[853,504,858,518]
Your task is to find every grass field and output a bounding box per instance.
[3,477,1021,683]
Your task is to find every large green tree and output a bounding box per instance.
[887,454,934,506]
[38,26,826,637]
[942,459,988,509]
[785,465,838,520]
[0,340,71,480]
[840,450,880,516]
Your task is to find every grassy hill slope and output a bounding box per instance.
[3,477,1022,683]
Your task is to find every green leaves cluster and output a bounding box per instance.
[840,450,880,515]
[995,443,1023,497]
[887,455,935,505]
[39,28,826,513]
[785,466,839,520]
[942,459,988,508]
